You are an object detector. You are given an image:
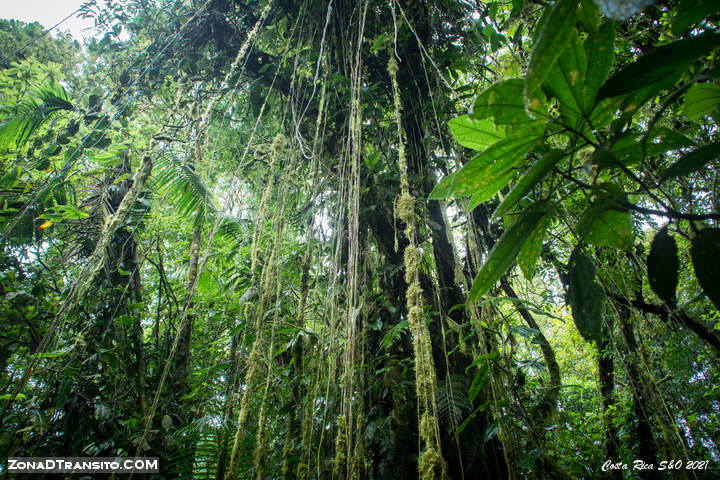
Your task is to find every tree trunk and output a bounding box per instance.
[617,305,659,476]
[597,331,621,480]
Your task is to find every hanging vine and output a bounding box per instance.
[388,51,446,479]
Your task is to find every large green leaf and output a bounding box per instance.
[467,202,549,303]
[584,207,633,251]
[471,79,548,125]
[577,189,634,252]
[0,82,74,149]
[603,128,695,169]
[690,227,720,310]
[449,115,506,151]
[577,0,601,34]
[154,155,217,223]
[468,169,516,209]
[525,0,577,99]
[586,97,621,134]
[660,142,720,181]
[618,74,681,121]
[584,22,615,105]
[545,31,587,127]
[576,184,633,251]
[591,147,621,171]
[518,211,552,280]
[647,226,679,307]
[567,248,604,344]
[430,126,544,200]
[683,83,720,120]
[493,150,565,219]
[468,364,489,404]
[597,32,720,101]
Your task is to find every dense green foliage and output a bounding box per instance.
[1,0,720,478]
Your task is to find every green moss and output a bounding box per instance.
[387,56,400,77]
[419,447,446,480]
[334,414,347,476]
[397,191,415,225]
[406,282,424,310]
[271,132,287,155]
[297,462,309,480]
[408,304,424,326]
[404,245,422,284]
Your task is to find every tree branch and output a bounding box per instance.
[623,202,720,221]
[610,294,720,355]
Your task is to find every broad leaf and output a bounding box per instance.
[430,126,544,200]
[584,208,633,251]
[471,79,548,125]
[468,169,516,209]
[493,150,565,219]
[467,352,499,372]
[586,97,621,134]
[690,228,720,310]
[660,142,720,181]
[577,185,634,251]
[683,83,720,120]
[647,226,679,307]
[567,248,604,344]
[468,364,489,403]
[518,211,552,280]
[597,32,720,101]
[584,22,615,105]
[604,129,695,169]
[577,0,601,35]
[545,31,587,127]
[591,147,621,171]
[454,401,488,438]
[619,74,681,121]
[468,202,549,303]
[449,116,506,151]
[525,0,577,99]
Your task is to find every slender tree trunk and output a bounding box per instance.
[215,331,240,480]
[174,223,202,401]
[597,331,621,480]
[130,253,147,416]
[617,305,659,476]
[500,277,560,427]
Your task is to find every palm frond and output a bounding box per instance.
[165,414,255,480]
[152,157,247,250]
[0,82,73,149]
[436,374,471,429]
[153,155,217,224]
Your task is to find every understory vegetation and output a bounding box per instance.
[1,0,720,478]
